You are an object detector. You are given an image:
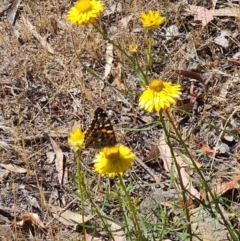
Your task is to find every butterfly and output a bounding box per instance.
[84,107,117,149]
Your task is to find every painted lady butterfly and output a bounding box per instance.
[85,107,117,149]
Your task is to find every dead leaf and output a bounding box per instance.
[217,78,232,98]
[0,168,10,182]
[22,213,46,229]
[0,163,27,173]
[214,30,231,48]
[106,220,125,241]
[85,233,102,241]
[7,0,21,25]
[199,142,219,155]
[103,3,122,16]
[184,6,240,18]
[84,217,125,241]
[159,202,174,208]
[49,136,64,185]
[189,5,214,27]
[46,203,93,226]
[27,196,42,212]
[12,213,47,233]
[46,151,56,164]
[213,175,240,196]
[211,7,240,17]
[211,0,218,9]
[49,18,58,35]
[180,164,200,199]
[21,15,54,54]
[109,61,122,86]
[228,58,240,64]
[86,220,125,241]
[160,198,198,210]
[176,198,198,209]
[103,43,122,87]
[165,24,180,40]
[159,138,200,199]
[178,99,194,112]
[103,42,114,80]
[146,145,160,162]
[176,69,206,100]
[119,14,133,30]
[176,69,205,86]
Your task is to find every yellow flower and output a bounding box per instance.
[68,126,85,152]
[93,145,135,177]
[140,10,166,30]
[139,79,182,112]
[129,43,138,54]
[67,0,104,26]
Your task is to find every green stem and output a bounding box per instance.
[76,149,86,241]
[92,23,148,86]
[145,29,153,77]
[76,151,116,240]
[164,110,240,240]
[118,174,143,240]
[159,111,192,241]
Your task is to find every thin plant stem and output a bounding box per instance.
[70,32,140,98]
[116,187,131,236]
[159,111,193,241]
[145,29,153,77]
[175,106,240,142]
[118,174,143,240]
[164,110,240,240]
[76,149,86,241]
[76,157,116,240]
[92,24,148,86]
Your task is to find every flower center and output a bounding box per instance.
[75,0,91,12]
[149,79,163,92]
[104,146,120,160]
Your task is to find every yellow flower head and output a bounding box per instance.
[140,10,166,30]
[139,79,182,112]
[93,145,135,177]
[129,43,138,54]
[68,126,85,152]
[67,0,104,26]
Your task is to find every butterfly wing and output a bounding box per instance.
[85,107,117,149]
